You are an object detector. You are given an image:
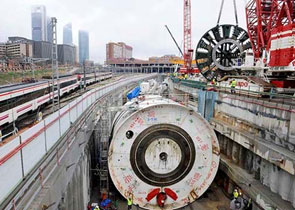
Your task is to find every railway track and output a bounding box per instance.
[0,75,124,146]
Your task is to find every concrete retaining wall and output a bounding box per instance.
[215,94,293,150]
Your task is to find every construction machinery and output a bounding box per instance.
[108,91,220,209]
[246,0,295,88]
[246,0,295,60]
[182,0,194,73]
[195,0,252,81]
[166,0,199,74]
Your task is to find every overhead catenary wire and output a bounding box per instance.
[217,0,225,25]
[217,0,239,26]
[233,0,239,25]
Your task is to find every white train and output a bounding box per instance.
[0,72,112,131]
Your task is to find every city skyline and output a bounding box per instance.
[31,5,47,41]
[63,23,73,45]
[0,0,247,63]
[79,30,89,64]
[47,16,52,43]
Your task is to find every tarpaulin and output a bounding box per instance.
[127,86,141,100]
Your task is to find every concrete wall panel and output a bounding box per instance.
[21,122,46,175]
[82,96,87,112]
[0,137,20,159]
[278,170,293,201]
[45,112,60,149]
[69,99,78,123]
[269,165,279,194]
[290,111,295,144]
[215,94,291,147]
[86,94,91,109]
[60,105,70,135]
[91,90,95,104]
[0,151,23,204]
[77,96,83,116]
[260,159,270,187]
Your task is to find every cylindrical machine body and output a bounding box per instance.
[108,96,220,209]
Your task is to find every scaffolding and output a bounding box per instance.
[98,99,112,195]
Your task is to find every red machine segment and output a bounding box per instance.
[157,192,167,207]
[269,24,295,67]
[179,67,200,74]
[164,188,178,201]
[246,0,295,59]
[146,188,160,202]
[271,80,295,88]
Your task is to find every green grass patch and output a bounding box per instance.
[0,69,68,85]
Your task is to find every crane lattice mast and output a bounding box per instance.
[183,0,193,71]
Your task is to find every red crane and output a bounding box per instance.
[182,0,193,71]
[246,0,295,59]
[165,0,199,74]
[179,0,199,74]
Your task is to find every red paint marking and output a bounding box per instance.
[0,77,77,99]
[270,32,293,41]
[196,161,218,193]
[37,96,50,103]
[17,104,32,113]
[130,117,144,129]
[147,111,155,118]
[137,197,143,203]
[0,78,133,166]
[127,184,135,193]
[220,95,295,113]
[195,136,203,143]
[0,114,9,121]
[0,83,48,98]
[189,172,202,187]
[201,144,209,151]
[123,175,133,184]
[211,161,217,168]
[237,81,248,87]
[0,82,110,165]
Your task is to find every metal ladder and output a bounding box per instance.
[98,100,111,195]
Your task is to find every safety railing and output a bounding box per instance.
[0,74,157,206]
[171,76,295,105]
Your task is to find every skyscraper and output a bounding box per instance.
[78,30,89,64]
[31,5,47,41]
[63,23,73,45]
[47,16,52,43]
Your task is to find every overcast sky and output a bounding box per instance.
[0,0,248,63]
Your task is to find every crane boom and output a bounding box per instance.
[165,25,184,57]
